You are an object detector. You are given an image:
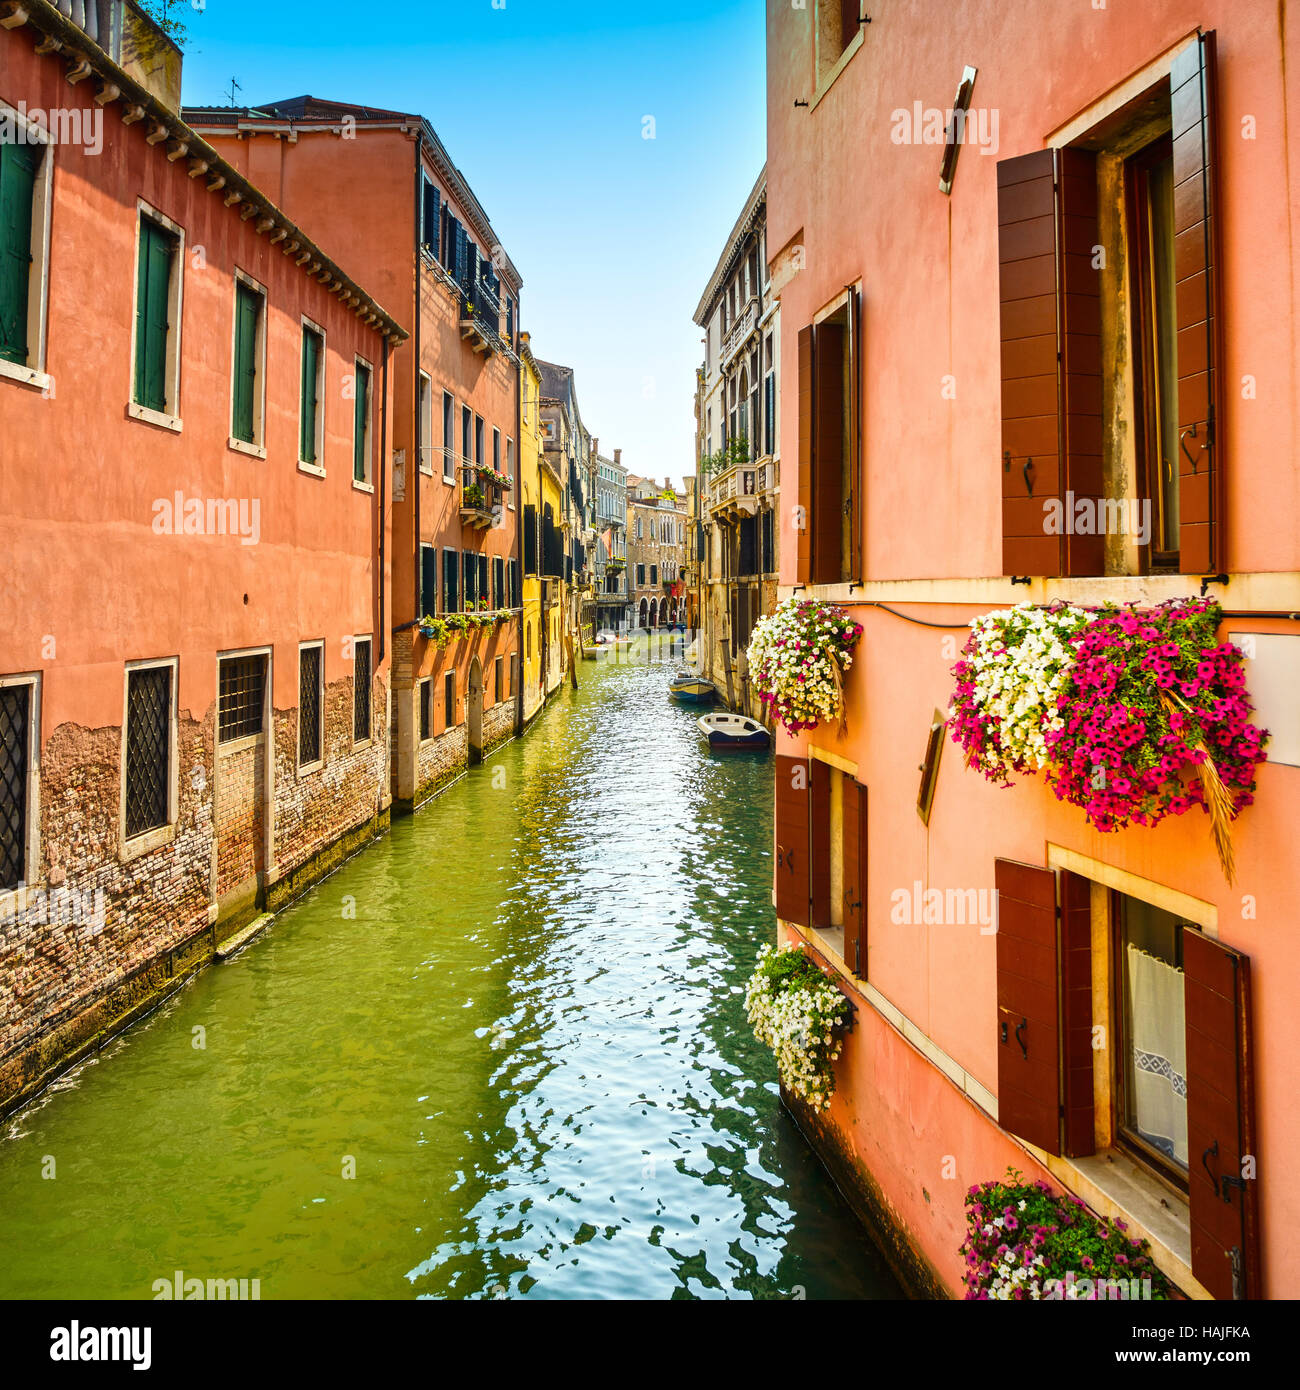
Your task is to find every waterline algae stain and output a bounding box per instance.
[0,661,899,1300]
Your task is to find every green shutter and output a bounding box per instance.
[0,142,39,366]
[134,218,174,411]
[232,282,259,442]
[353,362,370,482]
[300,328,320,463]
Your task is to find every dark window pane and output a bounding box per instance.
[0,684,31,887]
[126,666,170,837]
[299,646,321,765]
[218,655,265,743]
[353,640,371,742]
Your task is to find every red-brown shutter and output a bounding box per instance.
[809,758,832,929]
[796,326,813,585]
[1185,929,1259,1299]
[997,148,1102,577]
[812,321,845,586]
[995,857,1061,1154]
[847,288,862,585]
[774,754,810,926]
[841,778,867,976]
[1171,31,1224,575]
[1060,871,1095,1158]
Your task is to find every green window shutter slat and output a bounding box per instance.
[353,363,370,481]
[300,329,321,463]
[232,283,259,442]
[135,219,173,412]
[0,142,38,366]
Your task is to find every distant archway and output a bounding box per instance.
[467,656,483,764]
[639,598,648,628]
[649,599,658,627]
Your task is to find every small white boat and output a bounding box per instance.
[698,712,771,750]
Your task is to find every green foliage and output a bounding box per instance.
[699,435,750,479]
[136,0,189,45]
[419,615,449,648]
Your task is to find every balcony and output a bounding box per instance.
[720,298,758,369]
[704,457,779,521]
[459,465,504,529]
[459,292,507,358]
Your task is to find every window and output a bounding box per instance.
[421,175,441,258]
[420,543,438,619]
[475,414,484,467]
[353,359,373,485]
[797,293,859,585]
[0,124,50,382]
[230,276,266,449]
[463,549,478,609]
[462,404,472,467]
[443,548,460,612]
[419,372,433,475]
[298,643,323,769]
[523,504,537,575]
[218,654,266,742]
[762,508,775,573]
[0,677,36,890]
[637,564,646,586]
[300,322,325,468]
[493,556,505,608]
[444,671,456,727]
[133,210,182,420]
[353,637,372,743]
[124,663,173,840]
[508,558,518,608]
[479,553,489,609]
[650,565,657,585]
[419,679,432,741]
[816,0,862,79]
[442,392,455,481]
[506,437,515,493]
[494,656,504,704]
[493,427,501,476]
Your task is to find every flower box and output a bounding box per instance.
[747,597,863,735]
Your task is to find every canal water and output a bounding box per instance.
[0,653,900,1300]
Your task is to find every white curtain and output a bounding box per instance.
[1126,944,1188,1166]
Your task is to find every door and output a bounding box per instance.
[467,656,483,764]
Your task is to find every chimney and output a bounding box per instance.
[591,437,599,458]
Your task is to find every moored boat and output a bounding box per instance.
[669,677,717,704]
[697,712,771,750]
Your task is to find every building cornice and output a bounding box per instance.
[693,165,766,326]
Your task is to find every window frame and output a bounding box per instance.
[129,200,185,432]
[352,635,373,749]
[442,391,456,483]
[0,671,41,907]
[296,639,326,776]
[216,647,270,751]
[228,268,268,457]
[0,103,54,392]
[419,677,432,744]
[352,355,374,492]
[298,316,327,475]
[119,656,178,861]
[418,371,434,476]
[443,670,456,730]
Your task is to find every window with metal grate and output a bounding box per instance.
[125,666,170,837]
[0,684,31,888]
[218,655,265,743]
[299,646,322,766]
[353,639,372,743]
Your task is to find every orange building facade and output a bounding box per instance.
[190,98,525,813]
[767,1,1298,1298]
[0,2,404,1111]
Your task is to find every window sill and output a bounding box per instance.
[352,737,373,753]
[228,436,266,460]
[218,732,263,758]
[0,880,45,925]
[297,460,326,479]
[442,474,456,487]
[296,757,324,779]
[0,359,51,392]
[121,821,176,863]
[128,402,182,433]
[1030,1146,1210,1299]
[352,479,375,495]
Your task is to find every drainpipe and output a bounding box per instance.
[378,335,389,667]
[514,290,524,735]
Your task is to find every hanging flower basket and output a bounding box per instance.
[747,598,864,735]
[744,943,850,1112]
[949,600,1268,881]
[419,616,449,648]
[961,1170,1172,1300]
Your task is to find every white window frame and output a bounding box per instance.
[298,314,327,476]
[442,390,456,484]
[0,671,42,918]
[506,436,515,510]
[228,268,268,458]
[296,640,326,776]
[129,199,186,433]
[0,102,54,393]
[418,676,433,746]
[418,371,434,475]
[119,656,179,862]
[352,634,374,749]
[351,354,375,493]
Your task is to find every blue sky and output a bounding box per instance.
[178,0,767,486]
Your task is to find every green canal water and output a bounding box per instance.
[0,654,900,1300]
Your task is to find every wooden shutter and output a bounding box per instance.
[420,546,438,618]
[494,556,505,606]
[774,754,810,927]
[300,329,320,463]
[135,219,173,411]
[811,321,844,586]
[353,364,370,481]
[841,778,867,977]
[1171,31,1224,575]
[995,857,1062,1154]
[809,758,832,928]
[1059,871,1095,1158]
[422,179,441,253]
[846,288,862,585]
[796,326,813,584]
[997,148,1102,576]
[0,142,38,366]
[443,549,459,613]
[1185,929,1259,1299]
[463,550,476,608]
[232,283,259,443]
[479,554,489,607]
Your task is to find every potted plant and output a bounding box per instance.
[463,483,486,510]
[747,598,864,735]
[418,615,448,648]
[444,612,469,638]
[744,943,851,1112]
